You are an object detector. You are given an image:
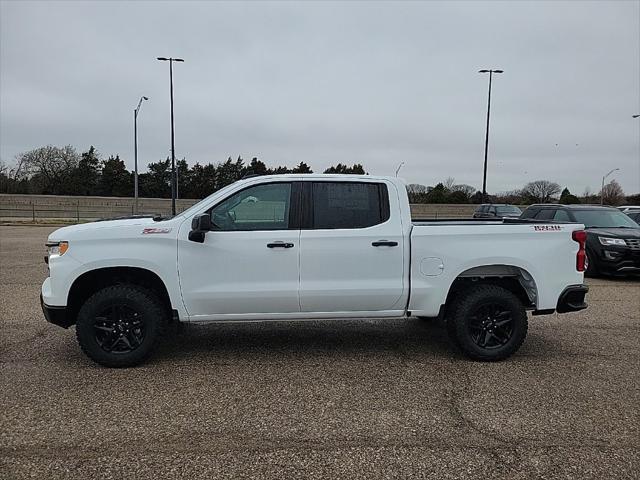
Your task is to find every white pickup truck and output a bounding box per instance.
[41,174,589,367]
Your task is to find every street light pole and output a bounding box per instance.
[601,168,620,205]
[133,96,148,215]
[157,56,184,216]
[478,69,503,203]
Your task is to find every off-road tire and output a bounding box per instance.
[448,284,528,361]
[76,284,168,368]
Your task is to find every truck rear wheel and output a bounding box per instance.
[447,284,528,361]
[75,285,167,368]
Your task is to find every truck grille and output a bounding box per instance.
[625,239,640,250]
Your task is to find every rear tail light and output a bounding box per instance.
[572,230,587,272]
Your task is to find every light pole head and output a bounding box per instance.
[157,57,168,61]
[142,96,149,100]
[478,69,490,73]
[633,114,640,118]
[174,58,185,62]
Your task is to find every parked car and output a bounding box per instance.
[617,206,640,213]
[624,210,640,223]
[473,204,523,219]
[521,204,640,276]
[42,175,588,367]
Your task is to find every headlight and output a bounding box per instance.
[598,237,626,246]
[46,241,69,256]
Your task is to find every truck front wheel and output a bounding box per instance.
[447,285,528,361]
[75,285,168,368]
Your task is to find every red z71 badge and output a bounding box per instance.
[142,228,172,234]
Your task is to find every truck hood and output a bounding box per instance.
[48,216,177,241]
[586,227,640,238]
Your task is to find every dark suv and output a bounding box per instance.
[625,210,640,223]
[473,204,523,219]
[521,205,640,276]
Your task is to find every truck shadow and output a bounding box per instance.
[152,318,460,364]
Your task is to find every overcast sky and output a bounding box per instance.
[1,0,639,195]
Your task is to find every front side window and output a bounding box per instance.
[210,182,292,231]
[311,182,389,229]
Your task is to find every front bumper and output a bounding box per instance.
[40,294,73,328]
[556,284,589,314]
[594,246,640,276]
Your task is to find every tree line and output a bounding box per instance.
[0,145,365,199]
[407,177,637,206]
[1,145,636,205]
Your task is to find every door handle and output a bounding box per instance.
[372,240,398,247]
[267,242,294,248]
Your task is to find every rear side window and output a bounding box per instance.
[521,208,538,219]
[535,209,555,220]
[553,210,571,222]
[311,182,389,229]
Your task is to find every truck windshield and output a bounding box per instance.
[495,206,522,215]
[572,210,639,229]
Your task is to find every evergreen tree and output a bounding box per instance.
[245,157,268,176]
[291,162,313,173]
[98,155,132,197]
[72,146,101,195]
[139,158,171,198]
[324,163,366,174]
[559,187,581,205]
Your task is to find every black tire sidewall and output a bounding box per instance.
[76,285,166,368]
[452,285,528,361]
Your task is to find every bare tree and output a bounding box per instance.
[443,177,456,191]
[581,186,599,204]
[600,179,625,206]
[407,183,427,194]
[15,145,79,194]
[451,184,476,197]
[494,189,523,204]
[521,180,561,203]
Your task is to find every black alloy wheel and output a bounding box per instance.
[94,304,146,354]
[467,303,514,349]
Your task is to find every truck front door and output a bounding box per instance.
[178,181,301,319]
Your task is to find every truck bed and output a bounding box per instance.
[407,219,584,317]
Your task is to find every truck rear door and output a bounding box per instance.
[298,180,406,313]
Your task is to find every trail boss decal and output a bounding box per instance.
[142,228,172,234]
[533,225,562,231]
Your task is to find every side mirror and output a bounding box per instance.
[189,213,211,243]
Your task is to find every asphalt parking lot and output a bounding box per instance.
[1,225,638,479]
